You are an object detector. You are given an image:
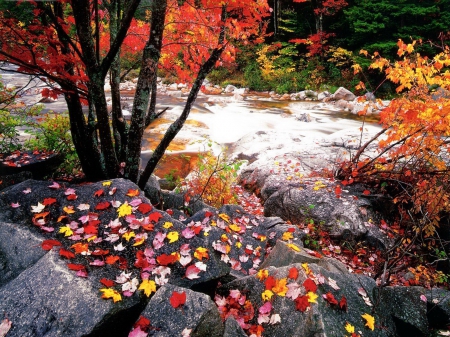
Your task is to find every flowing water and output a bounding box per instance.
[0,65,380,179]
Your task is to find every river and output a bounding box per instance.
[0,64,379,179]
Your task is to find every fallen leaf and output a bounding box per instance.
[43,197,57,206]
[100,278,115,288]
[167,231,179,243]
[95,201,111,210]
[128,326,147,337]
[127,189,140,197]
[100,288,122,302]
[345,322,355,333]
[31,202,45,213]
[94,189,104,197]
[118,202,133,217]
[361,313,375,331]
[0,318,12,337]
[138,279,156,297]
[288,267,299,280]
[170,291,186,308]
[307,291,318,303]
[339,296,348,311]
[138,203,152,214]
[303,278,317,293]
[323,292,338,305]
[41,239,62,250]
[59,248,75,259]
[67,263,86,271]
[294,295,310,312]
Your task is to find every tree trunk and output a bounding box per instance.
[125,0,167,182]
[137,6,227,189]
[108,0,128,163]
[72,1,119,178]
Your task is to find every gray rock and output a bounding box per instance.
[0,221,47,287]
[378,286,428,337]
[332,87,356,101]
[223,316,247,337]
[263,178,373,240]
[137,284,224,337]
[0,251,144,337]
[224,85,237,93]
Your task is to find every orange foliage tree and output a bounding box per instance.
[340,39,450,285]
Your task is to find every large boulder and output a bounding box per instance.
[331,87,356,101]
[132,283,223,337]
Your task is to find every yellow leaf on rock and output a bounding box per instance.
[287,243,301,252]
[163,222,173,229]
[362,313,375,331]
[302,263,311,275]
[59,225,73,237]
[100,288,122,302]
[167,231,179,243]
[257,269,269,281]
[102,181,112,186]
[229,224,241,232]
[345,322,355,333]
[262,290,274,301]
[117,202,132,217]
[235,242,242,248]
[133,237,145,246]
[139,279,156,297]
[307,291,318,303]
[123,231,136,242]
[272,278,288,296]
[194,247,209,260]
[219,213,230,223]
[282,232,293,241]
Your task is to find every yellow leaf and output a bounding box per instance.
[138,279,157,297]
[100,288,122,302]
[167,231,179,243]
[117,202,132,217]
[219,213,230,223]
[163,222,173,229]
[102,181,112,186]
[362,313,375,331]
[229,224,241,232]
[307,291,318,303]
[123,231,136,242]
[302,263,311,275]
[287,243,301,252]
[59,225,73,237]
[87,235,97,242]
[345,322,355,333]
[282,232,293,241]
[235,242,242,248]
[63,206,75,214]
[133,237,145,246]
[272,278,288,296]
[262,290,274,301]
[194,247,209,260]
[256,269,269,281]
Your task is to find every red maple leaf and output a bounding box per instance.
[265,276,276,290]
[294,295,310,312]
[43,197,57,206]
[93,189,104,197]
[105,255,120,264]
[288,267,299,280]
[66,194,77,201]
[41,239,62,250]
[100,278,115,288]
[95,201,111,210]
[67,263,86,271]
[335,185,342,198]
[133,315,150,331]
[134,250,150,269]
[59,248,75,259]
[156,253,179,266]
[148,212,163,223]
[92,249,109,256]
[170,291,186,308]
[303,278,317,293]
[339,296,348,311]
[324,292,338,305]
[138,203,152,214]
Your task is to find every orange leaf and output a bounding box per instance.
[105,255,120,264]
[288,267,299,280]
[127,189,140,197]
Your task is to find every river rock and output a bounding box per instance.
[331,87,356,101]
[133,283,224,337]
[224,84,237,93]
[0,250,145,337]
